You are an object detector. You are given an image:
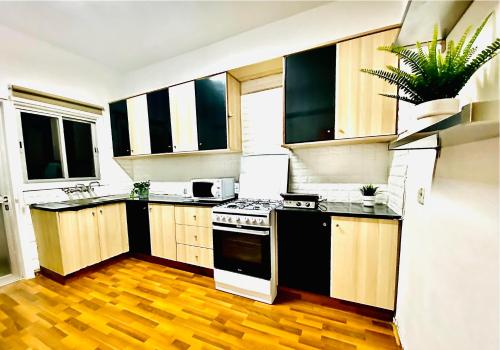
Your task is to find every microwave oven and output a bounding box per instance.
[191,178,235,201]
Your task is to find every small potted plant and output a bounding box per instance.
[361,13,500,121]
[130,180,150,199]
[360,184,378,207]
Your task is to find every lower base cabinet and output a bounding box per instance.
[149,204,176,260]
[31,203,129,276]
[176,244,213,268]
[331,216,399,310]
[126,202,151,255]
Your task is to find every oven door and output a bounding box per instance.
[213,225,271,280]
[192,181,218,199]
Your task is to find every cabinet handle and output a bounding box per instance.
[194,235,198,241]
[100,209,103,214]
[193,215,197,220]
[195,255,199,260]
[336,224,339,227]
[339,129,345,134]
[323,222,327,227]
[92,212,95,217]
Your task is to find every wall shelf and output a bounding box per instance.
[113,149,241,160]
[389,101,499,150]
[395,0,472,46]
[282,135,397,150]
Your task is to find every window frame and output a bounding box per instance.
[15,99,101,183]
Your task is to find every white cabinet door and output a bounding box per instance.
[126,95,151,155]
[168,81,198,152]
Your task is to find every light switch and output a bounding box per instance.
[417,187,425,205]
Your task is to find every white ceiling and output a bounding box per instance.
[0,1,329,72]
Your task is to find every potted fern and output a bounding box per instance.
[360,184,378,207]
[362,13,500,121]
[130,180,150,199]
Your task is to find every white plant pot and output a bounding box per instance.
[414,98,460,120]
[362,196,375,207]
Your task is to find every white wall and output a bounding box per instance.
[394,2,500,349]
[117,1,406,99]
[0,24,132,277]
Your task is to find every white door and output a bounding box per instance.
[126,95,151,155]
[169,81,198,152]
[0,101,20,286]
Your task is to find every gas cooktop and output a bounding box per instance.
[213,198,282,215]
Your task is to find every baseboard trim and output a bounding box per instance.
[38,253,130,284]
[134,254,214,278]
[277,286,394,321]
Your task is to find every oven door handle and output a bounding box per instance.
[213,225,270,236]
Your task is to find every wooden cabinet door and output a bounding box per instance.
[226,74,242,152]
[76,207,101,267]
[126,95,151,155]
[56,211,83,275]
[169,81,199,152]
[149,204,176,260]
[331,216,399,310]
[176,244,213,268]
[335,29,398,139]
[174,206,212,227]
[147,88,173,154]
[97,203,129,260]
[109,100,131,157]
[194,73,228,150]
[285,45,336,144]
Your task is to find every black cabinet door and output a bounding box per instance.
[285,45,336,144]
[147,88,173,153]
[109,100,131,157]
[126,202,151,255]
[277,210,331,296]
[195,73,228,150]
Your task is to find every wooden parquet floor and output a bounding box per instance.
[0,258,401,350]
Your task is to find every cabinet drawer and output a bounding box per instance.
[176,224,212,248]
[175,206,212,227]
[176,244,213,268]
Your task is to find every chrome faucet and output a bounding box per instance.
[87,181,100,192]
[75,184,87,192]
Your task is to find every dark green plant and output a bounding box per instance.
[130,180,150,198]
[361,13,500,105]
[360,184,378,196]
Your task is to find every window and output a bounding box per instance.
[20,111,99,181]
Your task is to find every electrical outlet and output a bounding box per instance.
[417,187,425,205]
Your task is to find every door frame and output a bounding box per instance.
[0,99,24,285]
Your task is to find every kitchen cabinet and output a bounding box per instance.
[31,203,128,276]
[149,203,176,260]
[335,29,398,139]
[126,202,151,255]
[174,206,212,227]
[147,88,173,153]
[176,244,213,269]
[195,73,228,150]
[97,203,129,260]
[331,216,399,310]
[175,224,212,249]
[169,81,199,152]
[109,100,131,157]
[284,45,336,144]
[277,211,331,295]
[126,95,152,155]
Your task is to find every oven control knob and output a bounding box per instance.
[221,216,226,222]
[235,217,241,223]
[258,218,264,224]
[296,202,301,207]
[251,218,257,224]
[228,217,233,222]
[244,218,250,223]
[305,202,310,207]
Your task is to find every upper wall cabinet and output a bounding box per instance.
[147,88,173,154]
[127,95,152,155]
[109,100,131,157]
[169,81,199,152]
[195,73,228,151]
[110,72,241,158]
[284,45,336,144]
[335,29,398,139]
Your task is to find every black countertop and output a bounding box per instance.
[276,202,401,220]
[30,194,228,212]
